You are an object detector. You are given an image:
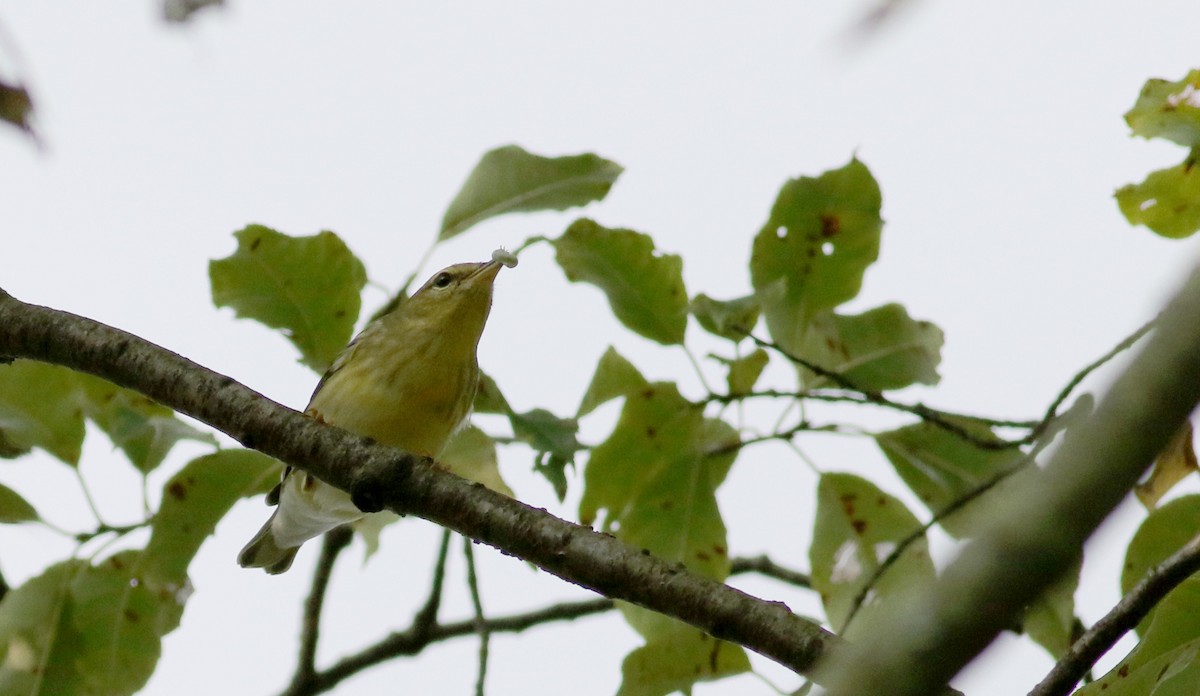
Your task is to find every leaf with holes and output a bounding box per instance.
[554,219,688,345]
[1125,70,1200,147]
[440,145,623,240]
[1116,155,1200,239]
[750,158,883,354]
[809,473,934,638]
[209,225,366,372]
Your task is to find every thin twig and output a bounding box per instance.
[277,554,814,696]
[289,526,353,692]
[412,529,453,637]
[463,537,490,696]
[1029,529,1200,696]
[841,456,1031,631]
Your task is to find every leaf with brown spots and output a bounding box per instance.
[750,158,883,355]
[810,473,933,638]
[142,449,280,585]
[797,303,943,391]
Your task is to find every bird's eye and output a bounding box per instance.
[433,272,453,288]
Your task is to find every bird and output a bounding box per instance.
[238,250,516,574]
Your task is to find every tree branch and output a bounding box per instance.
[817,265,1200,696]
[279,553,815,695]
[1029,529,1200,696]
[0,288,841,681]
[288,526,353,693]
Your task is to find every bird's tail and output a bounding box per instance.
[237,512,300,575]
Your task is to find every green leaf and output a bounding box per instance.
[440,425,513,497]
[875,420,1025,537]
[508,408,583,501]
[0,560,89,694]
[1122,495,1200,638]
[0,360,85,466]
[580,383,748,694]
[750,158,883,354]
[798,304,944,391]
[1077,581,1200,695]
[554,219,688,345]
[577,347,648,417]
[142,450,281,585]
[70,551,183,696]
[0,554,184,696]
[1022,560,1081,659]
[209,225,367,372]
[0,80,34,136]
[76,374,216,474]
[617,630,750,696]
[1116,152,1200,239]
[440,145,623,240]
[1125,70,1200,147]
[718,349,769,396]
[0,482,38,523]
[690,293,761,341]
[473,371,510,415]
[580,383,737,578]
[809,473,934,639]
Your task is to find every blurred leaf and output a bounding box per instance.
[0,482,38,523]
[750,158,883,354]
[799,304,943,391]
[508,408,583,501]
[809,473,934,639]
[440,425,513,497]
[715,349,769,396]
[577,347,648,417]
[1137,421,1199,509]
[0,553,184,696]
[1077,582,1200,695]
[1116,153,1200,239]
[0,360,85,466]
[1122,495,1200,637]
[353,510,403,564]
[163,0,223,22]
[142,450,281,585]
[554,219,688,345]
[690,293,761,341]
[209,226,366,372]
[1125,70,1200,147]
[876,420,1025,537]
[473,371,510,415]
[1022,560,1081,659]
[0,80,34,136]
[76,374,216,474]
[0,559,90,694]
[617,630,750,696]
[440,145,623,240]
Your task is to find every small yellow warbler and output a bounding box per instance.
[239,250,516,574]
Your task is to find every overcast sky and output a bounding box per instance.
[2,2,1200,695]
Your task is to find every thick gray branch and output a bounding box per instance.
[818,265,1200,695]
[0,288,840,679]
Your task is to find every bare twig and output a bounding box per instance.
[288,526,353,692]
[276,554,815,695]
[463,537,490,696]
[1029,530,1200,696]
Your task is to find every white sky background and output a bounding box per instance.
[2,2,1200,695]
